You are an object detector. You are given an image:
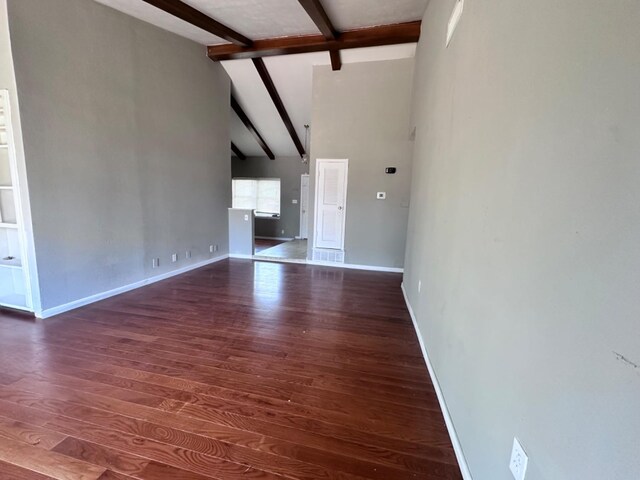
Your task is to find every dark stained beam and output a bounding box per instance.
[252,58,305,158]
[329,50,342,71]
[297,0,337,40]
[297,0,343,71]
[142,0,251,46]
[208,21,421,61]
[231,96,275,160]
[230,142,246,160]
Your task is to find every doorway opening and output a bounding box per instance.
[253,173,309,263]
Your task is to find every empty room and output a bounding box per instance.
[0,0,637,479]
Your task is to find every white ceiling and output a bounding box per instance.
[322,0,430,31]
[96,0,430,45]
[93,0,428,157]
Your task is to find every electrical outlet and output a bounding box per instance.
[281,229,285,235]
[186,250,192,259]
[209,245,214,253]
[171,253,178,263]
[152,258,159,268]
[377,192,386,200]
[418,280,422,293]
[509,438,528,480]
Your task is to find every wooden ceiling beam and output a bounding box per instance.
[297,0,337,40]
[230,142,246,160]
[252,58,305,158]
[297,0,342,71]
[142,0,252,46]
[208,21,421,61]
[231,96,275,160]
[329,50,342,71]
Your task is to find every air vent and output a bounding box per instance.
[312,248,345,264]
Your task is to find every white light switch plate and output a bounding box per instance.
[509,438,528,480]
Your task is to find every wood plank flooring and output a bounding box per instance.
[0,259,462,480]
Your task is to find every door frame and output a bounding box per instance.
[299,174,309,239]
[313,159,349,251]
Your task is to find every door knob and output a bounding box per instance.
[338,206,343,210]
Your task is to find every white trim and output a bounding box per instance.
[401,283,473,480]
[229,254,253,259]
[36,254,229,319]
[299,173,309,239]
[254,236,294,241]
[0,89,34,312]
[0,9,42,313]
[307,260,403,273]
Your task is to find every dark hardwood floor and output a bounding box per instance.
[0,259,461,480]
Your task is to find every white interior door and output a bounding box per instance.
[314,159,348,250]
[299,174,309,239]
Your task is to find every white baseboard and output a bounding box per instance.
[401,282,473,480]
[307,260,403,273]
[229,253,253,259]
[255,236,294,241]
[36,254,229,319]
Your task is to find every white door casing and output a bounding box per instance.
[299,174,309,239]
[314,159,348,250]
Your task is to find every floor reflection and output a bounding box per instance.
[251,260,284,307]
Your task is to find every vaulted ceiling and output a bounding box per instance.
[94,0,430,157]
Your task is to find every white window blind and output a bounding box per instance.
[232,178,281,215]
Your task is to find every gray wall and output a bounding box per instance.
[404,1,640,479]
[232,156,308,239]
[308,59,414,268]
[8,0,231,312]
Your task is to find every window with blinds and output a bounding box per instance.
[232,178,281,216]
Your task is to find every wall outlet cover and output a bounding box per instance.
[292,199,298,204]
[509,438,529,480]
[209,245,214,253]
[376,192,386,200]
[171,253,178,263]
